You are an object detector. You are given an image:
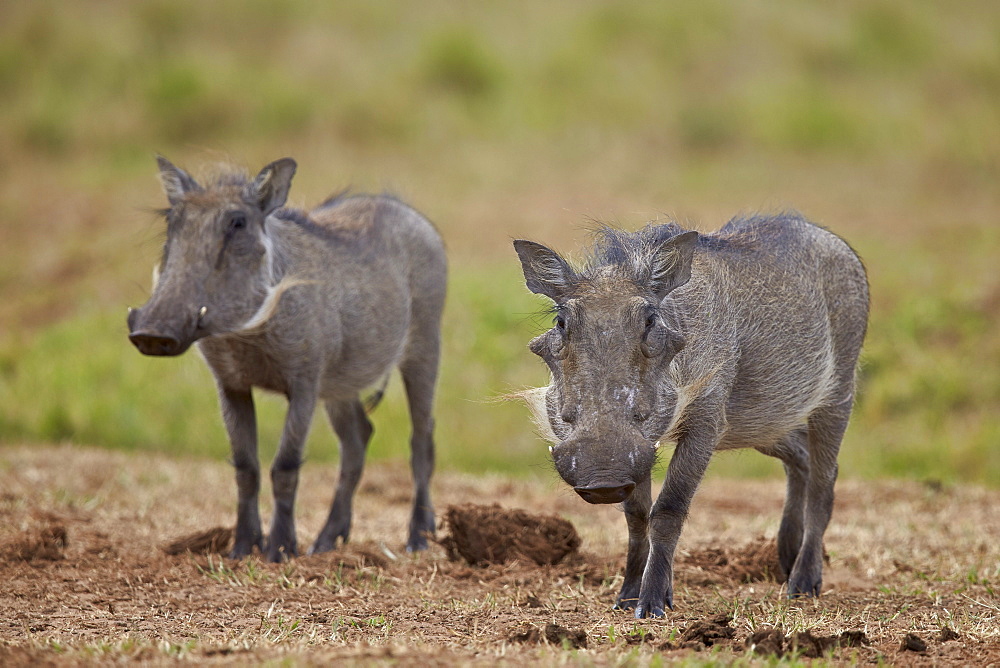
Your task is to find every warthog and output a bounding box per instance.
[128,157,446,561]
[514,213,868,617]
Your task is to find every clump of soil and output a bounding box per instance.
[747,627,870,658]
[437,503,581,566]
[162,526,233,556]
[509,623,587,649]
[790,630,844,658]
[5,523,68,561]
[746,626,785,655]
[900,632,927,653]
[676,614,736,649]
[680,536,783,584]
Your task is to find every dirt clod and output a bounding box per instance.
[6,523,68,561]
[790,629,840,658]
[940,626,960,642]
[749,627,869,658]
[545,623,588,649]
[509,626,541,644]
[901,632,927,652]
[437,503,580,566]
[509,623,587,649]
[747,626,785,655]
[162,526,233,555]
[679,614,735,648]
[838,630,871,647]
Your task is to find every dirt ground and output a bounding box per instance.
[1,445,998,666]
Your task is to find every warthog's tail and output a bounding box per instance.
[363,373,391,414]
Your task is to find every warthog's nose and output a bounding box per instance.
[574,482,636,504]
[129,331,184,356]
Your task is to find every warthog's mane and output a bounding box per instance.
[584,222,687,274]
[546,222,697,296]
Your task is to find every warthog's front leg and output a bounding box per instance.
[310,398,373,554]
[636,405,724,618]
[219,387,263,559]
[614,475,652,611]
[266,389,316,562]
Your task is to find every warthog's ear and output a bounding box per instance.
[649,230,699,300]
[249,158,297,216]
[156,156,201,207]
[513,240,576,302]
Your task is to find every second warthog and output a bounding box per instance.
[128,157,446,561]
[514,213,868,617]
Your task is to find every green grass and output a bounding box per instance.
[1,255,998,486]
[0,263,553,475]
[0,1,998,485]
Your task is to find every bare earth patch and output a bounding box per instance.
[0,444,998,665]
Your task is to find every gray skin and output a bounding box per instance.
[128,157,446,562]
[514,214,868,618]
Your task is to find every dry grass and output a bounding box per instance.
[0,444,997,665]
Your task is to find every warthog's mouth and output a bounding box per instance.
[128,331,195,356]
[127,306,203,357]
[573,482,636,504]
[551,437,656,506]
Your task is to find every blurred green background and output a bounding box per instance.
[0,1,997,485]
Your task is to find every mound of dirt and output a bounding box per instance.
[437,503,581,566]
[680,536,783,583]
[4,523,67,561]
[901,632,927,653]
[746,627,785,655]
[162,526,233,556]
[677,614,736,649]
[746,627,870,658]
[509,623,588,649]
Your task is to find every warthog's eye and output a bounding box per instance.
[228,214,247,232]
[641,310,665,358]
[555,314,566,330]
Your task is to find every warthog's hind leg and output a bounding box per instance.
[787,401,851,597]
[756,428,810,581]
[400,336,440,552]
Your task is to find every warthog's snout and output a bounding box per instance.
[127,306,199,357]
[574,481,636,504]
[551,432,654,505]
[128,331,186,356]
